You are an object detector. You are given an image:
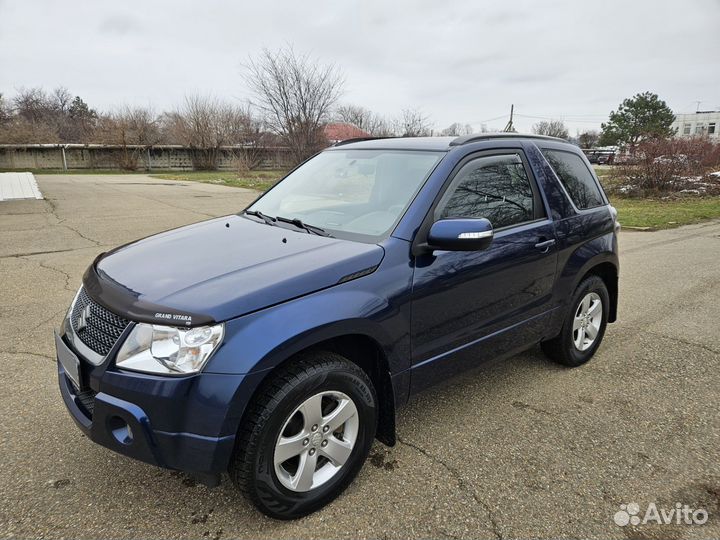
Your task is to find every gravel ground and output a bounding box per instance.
[0,174,718,539]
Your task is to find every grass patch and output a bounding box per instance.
[593,165,613,178]
[151,170,285,192]
[610,196,720,229]
[595,166,720,229]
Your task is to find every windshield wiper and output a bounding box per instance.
[275,215,333,237]
[243,209,276,226]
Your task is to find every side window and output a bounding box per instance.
[542,149,604,209]
[436,154,537,229]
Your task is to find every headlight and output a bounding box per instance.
[115,323,224,375]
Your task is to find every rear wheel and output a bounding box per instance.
[541,275,609,367]
[229,352,377,519]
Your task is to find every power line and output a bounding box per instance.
[469,113,509,124]
[515,113,607,120]
[467,107,608,130]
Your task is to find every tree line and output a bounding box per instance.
[0,88,270,168]
[0,45,683,168]
[0,48,446,168]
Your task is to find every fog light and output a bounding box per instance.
[108,416,134,445]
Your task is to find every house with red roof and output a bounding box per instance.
[323,122,371,144]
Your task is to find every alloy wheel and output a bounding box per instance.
[572,292,603,351]
[273,391,359,492]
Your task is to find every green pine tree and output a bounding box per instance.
[599,92,676,148]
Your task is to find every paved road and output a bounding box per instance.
[1,174,718,539]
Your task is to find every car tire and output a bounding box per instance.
[541,275,610,367]
[229,351,377,519]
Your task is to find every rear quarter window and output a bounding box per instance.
[542,149,605,210]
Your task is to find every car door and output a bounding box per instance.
[410,150,559,392]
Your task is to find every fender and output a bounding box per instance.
[548,232,619,333]
[205,288,410,376]
[201,238,414,445]
[568,248,619,296]
[569,248,619,323]
[206,286,410,444]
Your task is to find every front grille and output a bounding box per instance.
[71,287,130,356]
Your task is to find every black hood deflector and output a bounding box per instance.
[83,255,215,327]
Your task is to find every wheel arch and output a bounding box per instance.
[233,331,398,449]
[574,259,619,323]
[304,334,396,446]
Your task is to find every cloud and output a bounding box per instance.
[98,14,143,36]
[0,0,718,133]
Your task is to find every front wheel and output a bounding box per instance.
[541,275,610,367]
[229,352,377,519]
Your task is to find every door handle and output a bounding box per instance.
[534,239,556,252]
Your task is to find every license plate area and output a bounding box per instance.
[55,332,82,390]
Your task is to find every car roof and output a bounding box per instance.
[328,133,573,151]
[327,136,456,151]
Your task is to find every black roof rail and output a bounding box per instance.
[450,133,571,146]
[332,137,389,147]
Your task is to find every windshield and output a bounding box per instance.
[246,149,444,241]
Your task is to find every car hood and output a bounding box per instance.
[87,215,384,325]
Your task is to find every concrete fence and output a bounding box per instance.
[0,144,293,171]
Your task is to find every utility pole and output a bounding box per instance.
[503,104,515,132]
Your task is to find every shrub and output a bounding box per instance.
[609,137,720,197]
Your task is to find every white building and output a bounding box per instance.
[672,110,720,139]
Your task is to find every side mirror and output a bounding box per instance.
[427,218,494,252]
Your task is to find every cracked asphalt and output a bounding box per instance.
[1,174,719,539]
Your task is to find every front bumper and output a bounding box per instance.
[56,332,257,480]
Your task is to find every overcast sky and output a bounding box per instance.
[1,0,718,134]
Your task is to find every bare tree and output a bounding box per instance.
[11,87,61,141]
[163,95,221,169]
[532,120,569,139]
[334,104,367,129]
[393,108,432,137]
[217,102,268,171]
[334,104,389,136]
[234,108,271,171]
[161,95,260,169]
[4,86,98,143]
[0,93,11,125]
[440,122,473,136]
[52,87,73,113]
[98,106,160,169]
[244,46,344,164]
[13,87,50,124]
[577,130,600,148]
[0,116,60,143]
[13,86,71,122]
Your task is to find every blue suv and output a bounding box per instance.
[56,134,619,518]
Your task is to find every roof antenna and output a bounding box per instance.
[503,104,516,132]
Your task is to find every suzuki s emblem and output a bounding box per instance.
[76,304,91,331]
